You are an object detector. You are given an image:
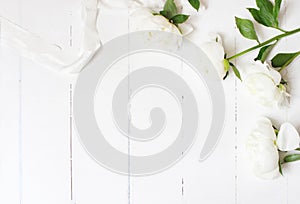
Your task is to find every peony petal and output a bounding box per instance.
[268,67,282,85]
[244,74,275,106]
[129,8,154,31]
[254,166,280,180]
[276,85,290,109]
[254,117,277,140]
[101,0,131,9]
[200,34,225,78]
[277,122,300,151]
[245,61,268,75]
[247,135,279,179]
[201,42,224,61]
[129,8,181,35]
[247,117,280,179]
[242,62,281,85]
[249,138,280,179]
[179,24,194,36]
[133,0,165,9]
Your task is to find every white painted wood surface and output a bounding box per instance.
[1,0,300,203]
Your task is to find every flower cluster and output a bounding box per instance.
[201,33,290,109]
[194,0,300,180]
[247,117,300,179]
[129,0,300,180]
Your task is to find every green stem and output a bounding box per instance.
[275,27,289,33]
[227,28,300,61]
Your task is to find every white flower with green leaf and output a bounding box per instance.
[218,0,300,110]
[223,0,300,81]
[130,0,199,35]
[247,117,300,179]
[130,8,182,35]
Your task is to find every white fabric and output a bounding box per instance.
[0,0,101,73]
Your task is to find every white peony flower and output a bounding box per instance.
[200,33,226,78]
[242,62,290,108]
[247,117,300,179]
[129,8,193,35]
[247,117,280,179]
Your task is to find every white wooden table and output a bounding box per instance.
[1,0,300,203]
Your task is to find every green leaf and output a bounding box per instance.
[230,63,242,81]
[235,17,259,42]
[162,0,178,19]
[254,43,276,62]
[248,0,278,28]
[170,14,190,24]
[271,52,300,68]
[159,10,168,18]
[248,8,264,25]
[188,0,200,11]
[256,0,274,14]
[248,8,277,28]
[260,10,277,27]
[284,154,300,163]
[273,0,282,24]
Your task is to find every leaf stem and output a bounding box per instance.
[227,28,300,61]
[275,27,289,33]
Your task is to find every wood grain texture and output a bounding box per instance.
[1,0,300,203]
